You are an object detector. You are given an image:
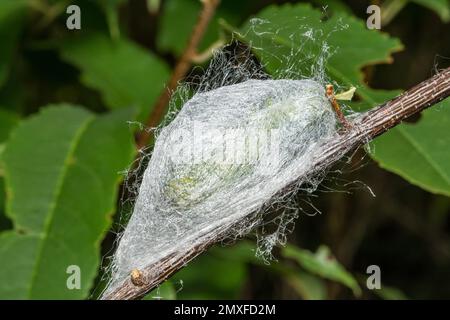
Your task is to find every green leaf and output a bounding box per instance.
[209,241,327,299]
[239,3,403,110]
[371,98,450,196]
[0,0,27,88]
[158,0,249,56]
[208,241,329,299]
[411,0,450,22]
[0,108,19,143]
[147,0,161,13]
[0,105,135,299]
[95,0,127,40]
[59,33,170,120]
[282,245,362,296]
[284,270,327,300]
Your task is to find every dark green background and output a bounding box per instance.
[0,0,449,300]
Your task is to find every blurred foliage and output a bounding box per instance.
[0,105,135,298]
[157,0,250,56]
[282,244,361,296]
[411,0,450,22]
[60,33,170,120]
[239,3,404,108]
[0,0,27,88]
[0,109,19,143]
[0,0,449,300]
[372,99,450,196]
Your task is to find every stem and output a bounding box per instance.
[103,67,450,300]
[381,0,408,26]
[191,39,226,64]
[136,0,220,149]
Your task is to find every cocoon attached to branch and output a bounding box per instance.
[103,75,342,295]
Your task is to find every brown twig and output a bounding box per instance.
[136,0,220,149]
[103,67,450,300]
